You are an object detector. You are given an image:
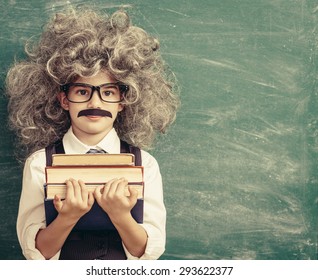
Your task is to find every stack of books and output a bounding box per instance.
[44,153,144,230]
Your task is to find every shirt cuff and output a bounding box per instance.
[122,224,165,260]
[23,224,60,260]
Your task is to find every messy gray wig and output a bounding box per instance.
[6,8,180,158]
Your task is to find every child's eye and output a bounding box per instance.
[101,90,114,97]
[77,89,89,96]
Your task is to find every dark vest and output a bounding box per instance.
[45,139,142,260]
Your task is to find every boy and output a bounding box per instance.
[5,7,179,260]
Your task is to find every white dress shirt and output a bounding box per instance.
[16,128,166,260]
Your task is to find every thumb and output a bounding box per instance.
[94,185,103,201]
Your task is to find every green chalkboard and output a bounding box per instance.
[0,0,317,260]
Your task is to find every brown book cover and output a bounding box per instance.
[45,165,144,184]
[52,153,135,166]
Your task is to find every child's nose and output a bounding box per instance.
[88,89,103,107]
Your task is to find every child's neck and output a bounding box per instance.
[71,127,111,146]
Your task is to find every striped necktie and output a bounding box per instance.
[86,148,107,154]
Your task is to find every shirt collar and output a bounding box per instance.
[62,127,121,154]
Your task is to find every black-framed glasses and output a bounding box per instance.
[60,82,129,103]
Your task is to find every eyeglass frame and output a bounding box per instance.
[60,82,129,103]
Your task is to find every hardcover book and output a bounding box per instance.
[51,153,135,166]
[45,165,144,184]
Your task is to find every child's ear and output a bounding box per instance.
[118,103,124,112]
[57,92,70,110]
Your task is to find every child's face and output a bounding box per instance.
[58,70,124,145]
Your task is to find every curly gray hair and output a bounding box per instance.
[5,7,180,159]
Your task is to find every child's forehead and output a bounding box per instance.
[74,71,117,84]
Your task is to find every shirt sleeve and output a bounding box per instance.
[123,151,166,260]
[16,150,60,260]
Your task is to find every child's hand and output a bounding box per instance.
[94,178,138,222]
[53,178,95,223]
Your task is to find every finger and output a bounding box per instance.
[128,185,138,204]
[103,178,118,198]
[116,178,128,196]
[65,179,75,200]
[87,191,95,207]
[53,195,63,212]
[94,185,104,201]
[78,179,88,202]
[71,178,82,199]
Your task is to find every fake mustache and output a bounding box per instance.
[77,109,113,118]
